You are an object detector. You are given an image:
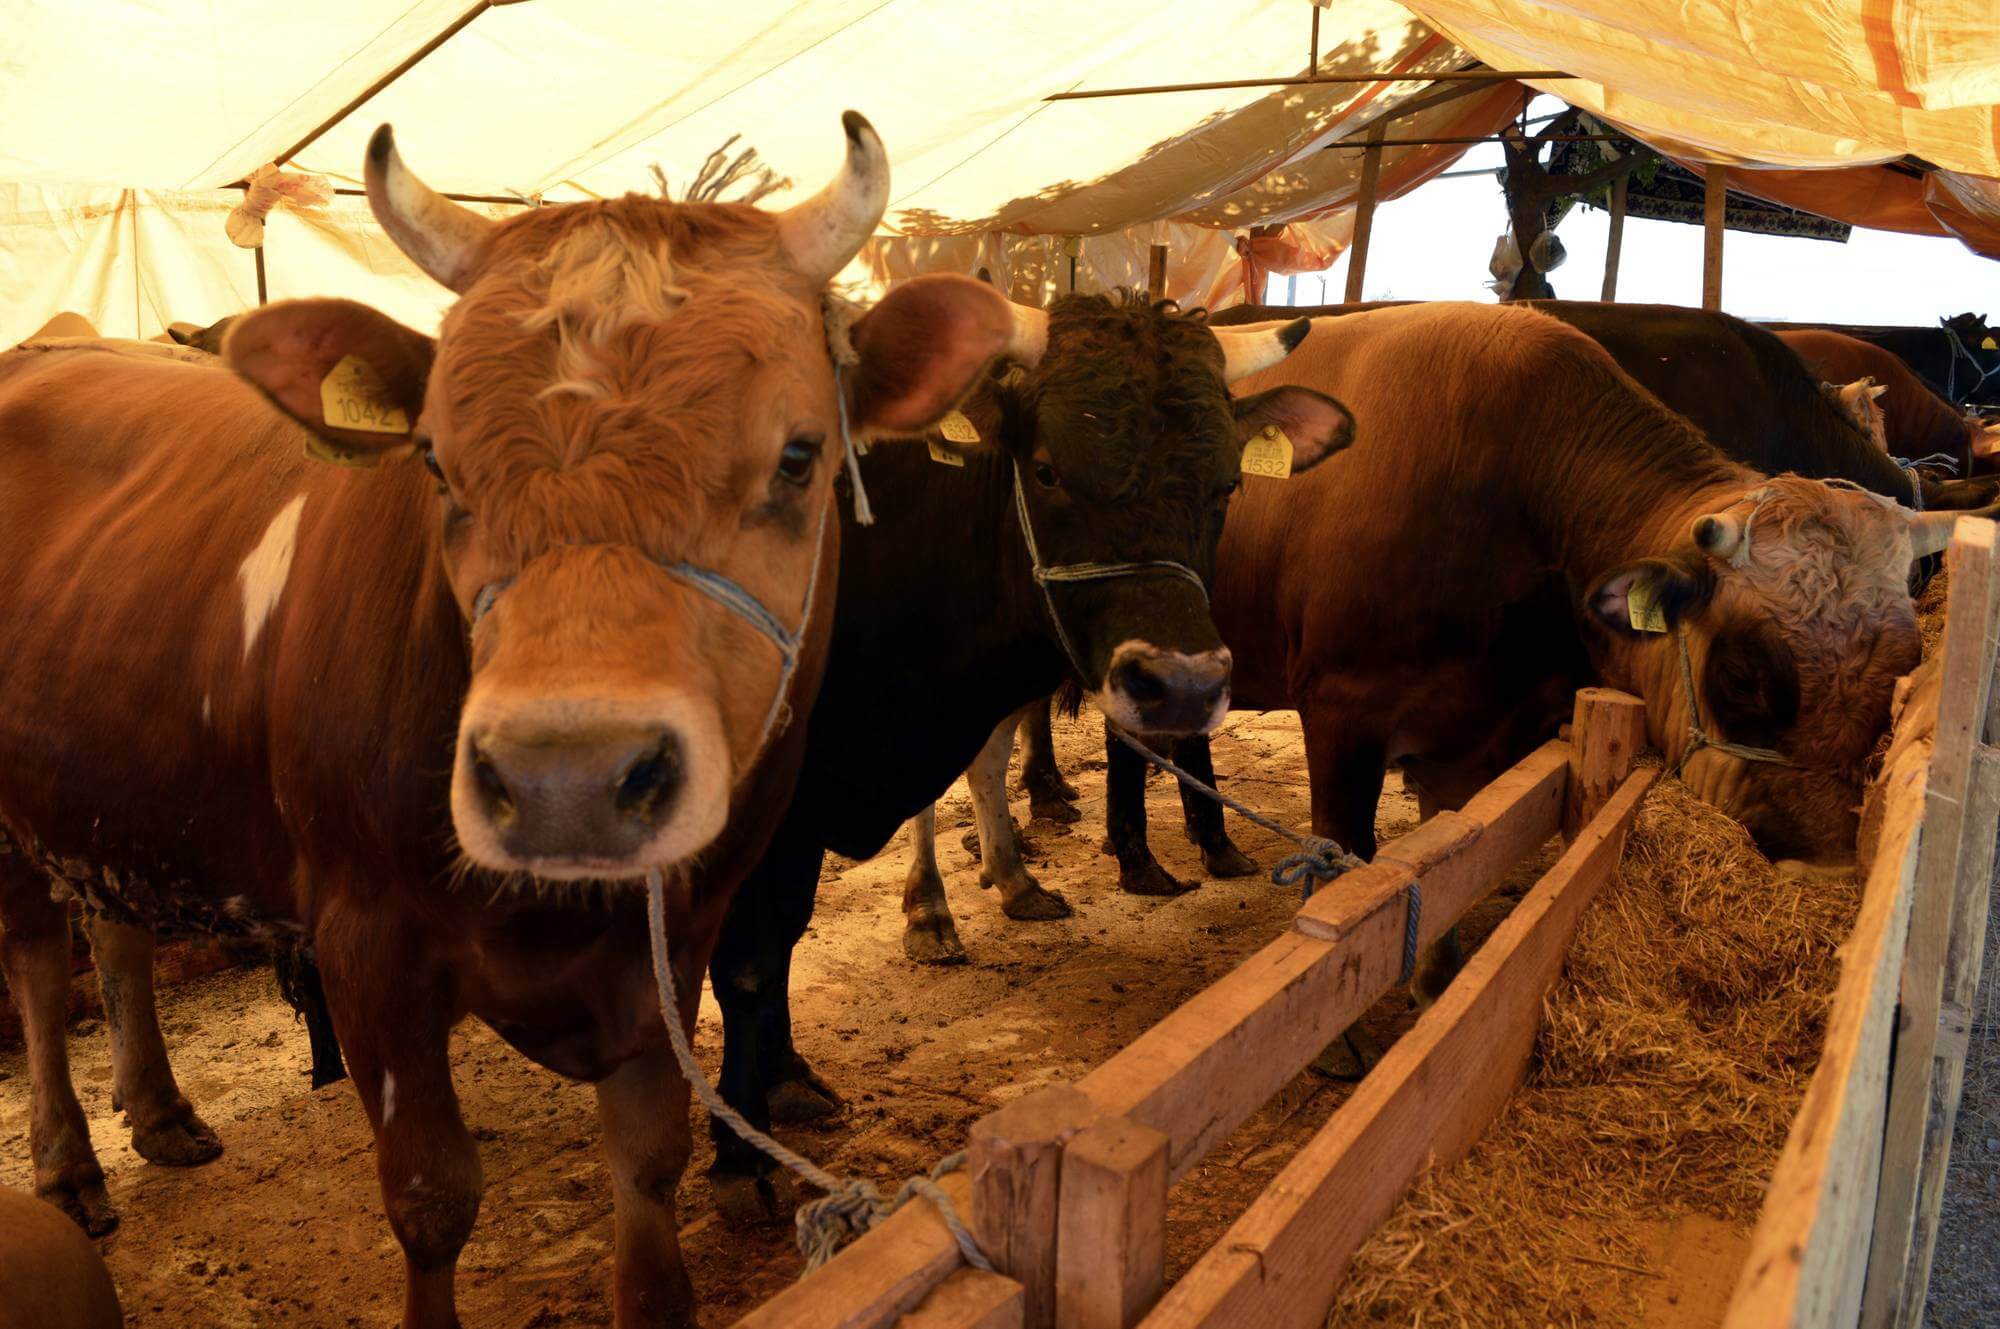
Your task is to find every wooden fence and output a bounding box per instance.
[733,517,2000,1329]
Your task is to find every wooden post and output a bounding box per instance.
[1056,1118,1168,1329]
[1343,121,1385,303]
[1600,174,1626,301]
[1563,688,1647,840]
[1146,243,1168,301]
[970,1083,1096,1329]
[254,244,269,307]
[1702,165,1727,311]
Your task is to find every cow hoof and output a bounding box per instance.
[999,884,1072,921]
[131,1107,223,1167]
[40,1178,119,1237]
[1029,797,1082,825]
[1309,1026,1383,1082]
[711,1169,800,1227]
[904,915,970,965]
[1118,862,1198,897]
[766,1076,844,1124]
[1199,842,1259,878]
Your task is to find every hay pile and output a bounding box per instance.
[1329,772,1861,1327]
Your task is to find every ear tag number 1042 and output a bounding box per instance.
[320,355,409,435]
[1241,424,1294,479]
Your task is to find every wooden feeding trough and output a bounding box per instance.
[731,518,1999,1329]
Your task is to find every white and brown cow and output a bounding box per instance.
[0,116,1018,1328]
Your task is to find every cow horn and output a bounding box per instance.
[1215,318,1312,383]
[365,125,496,294]
[1906,510,1974,560]
[777,111,890,286]
[1692,512,1745,560]
[1006,304,1049,366]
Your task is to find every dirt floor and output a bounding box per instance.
[1,702,1993,1327]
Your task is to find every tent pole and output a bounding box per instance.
[1147,243,1168,300]
[254,245,268,307]
[1702,166,1727,310]
[1045,69,1569,101]
[1344,122,1386,303]
[1601,174,1626,301]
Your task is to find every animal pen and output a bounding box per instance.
[726,517,2000,1329]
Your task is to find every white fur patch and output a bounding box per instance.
[237,495,307,661]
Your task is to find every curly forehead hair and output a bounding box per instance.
[1041,289,1225,368]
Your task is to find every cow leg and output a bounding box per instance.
[968,715,1069,921]
[1103,720,1198,896]
[316,901,480,1329]
[1169,735,1258,878]
[0,870,116,1234]
[901,807,968,965]
[1299,714,1388,1080]
[1406,785,1464,1009]
[1017,696,1080,823]
[596,1045,697,1328]
[83,913,221,1167]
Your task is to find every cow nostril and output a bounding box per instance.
[470,745,514,822]
[614,735,683,821]
[1112,658,1168,704]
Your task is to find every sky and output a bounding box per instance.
[1267,104,2000,325]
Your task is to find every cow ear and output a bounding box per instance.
[1702,619,1799,748]
[1232,386,1355,474]
[1585,554,1714,636]
[225,299,434,468]
[844,275,1015,435]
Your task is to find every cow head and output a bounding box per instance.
[1585,476,1957,864]
[1820,377,1888,453]
[227,116,1014,881]
[981,294,1353,735]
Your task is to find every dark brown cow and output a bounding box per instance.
[0,1187,122,1329]
[1777,327,1985,477]
[0,117,1018,1329]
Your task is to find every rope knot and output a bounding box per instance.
[1273,836,1364,896]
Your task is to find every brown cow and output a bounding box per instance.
[0,116,1018,1328]
[1778,327,1985,477]
[0,1187,122,1329]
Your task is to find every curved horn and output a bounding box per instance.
[1692,512,1746,560]
[777,111,890,285]
[1215,318,1311,383]
[1006,303,1049,366]
[1907,510,1973,560]
[365,125,496,294]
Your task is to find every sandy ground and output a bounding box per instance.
[0,704,1990,1327]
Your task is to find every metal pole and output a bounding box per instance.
[1344,122,1386,303]
[1703,166,1727,311]
[1601,174,1627,302]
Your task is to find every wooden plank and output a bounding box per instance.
[970,1084,1098,1329]
[1725,740,1928,1329]
[1703,165,1727,311]
[1342,121,1386,303]
[1141,767,1657,1329]
[1864,519,2000,1325]
[1600,173,1626,301]
[1055,1118,1168,1329]
[734,1172,976,1329]
[1146,244,1168,302]
[1564,688,1648,838]
[901,1269,1025,1329]
[1080,740,1568,1181]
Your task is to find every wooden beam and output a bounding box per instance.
[1343,122,1387,304]
[733,1173,976,1329]
[902,1269,1025,1329]
[1601,174,1627,301]
[1055,1118,1169,1329]
[1564,688,1647,839]
[1079,739,1568,1181]
[1044,70,1571,101]
[969,1084,1097,1329]
[1146,244,1168,302]
[1725,736,1928,1329]
[253,244,268,307]
[1703,165,1728,311]
[1140,766,1656,1329]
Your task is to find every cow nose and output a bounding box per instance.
[465,726,685,868]
[1105,645,1230,736]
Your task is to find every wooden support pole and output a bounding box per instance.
[1563,687,1647,839]
[970,1083,1097,1329]
[1702,166,1727,311]
[1146,244,1168,302]
[1056,1119,1169,1329]
[253,244,268,307]
[1343,122,1386,304]
[1600,174,1627,302]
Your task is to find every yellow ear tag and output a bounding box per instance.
[926,439,966,467]
[1240,424,1294,480]
[1983,336,1998,351]
[938,410,980,444]
[1627,581,1669,633]
[319,354,410,436]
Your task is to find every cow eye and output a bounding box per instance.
[777,433,823,487]
[1032,459,1062,489]
[1215,476,1240,502]
[422,449,444,480]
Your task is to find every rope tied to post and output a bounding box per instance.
[644,871,991,1274]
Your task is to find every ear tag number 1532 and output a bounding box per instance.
[1241,424,1293,479]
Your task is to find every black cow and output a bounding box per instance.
[703,292,1354,1211]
